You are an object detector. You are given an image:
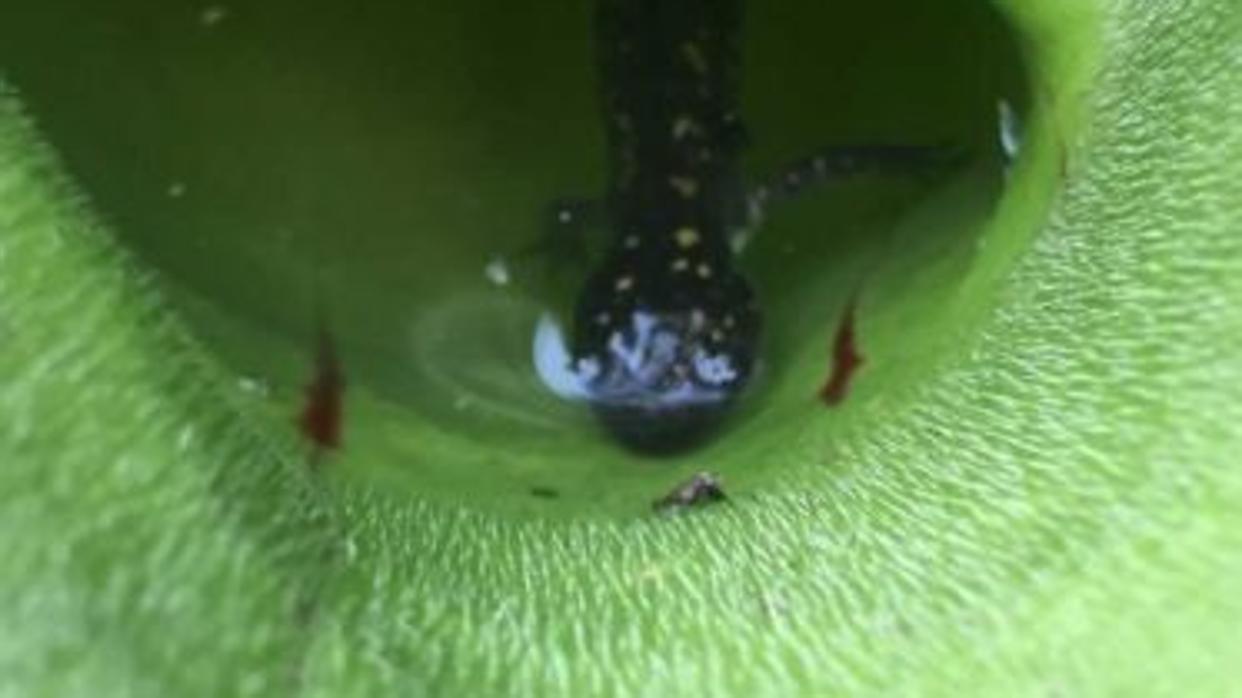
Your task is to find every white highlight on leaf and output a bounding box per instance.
[998,98,1023,168]
[237,376,270,397]
[484,256,510,287]
[199,5,230,27]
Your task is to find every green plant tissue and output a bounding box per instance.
[2,0,1241,696]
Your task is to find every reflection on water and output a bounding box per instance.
[533,306,754,454]
[402,292,575,436]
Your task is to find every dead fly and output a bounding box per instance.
[653,471,727,514]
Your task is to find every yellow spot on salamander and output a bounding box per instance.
[615,276,635,292]
[674,227,701,248]
[669,176,699,198]
[671,258,690,273]
[696,263,713,279]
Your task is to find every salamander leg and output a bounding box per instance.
[747,144,967,228]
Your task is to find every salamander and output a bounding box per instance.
[559,0,753,454]
[557,0,955,454]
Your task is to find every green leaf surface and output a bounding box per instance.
[2,0,1241,695]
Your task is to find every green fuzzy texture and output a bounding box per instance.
[3,0,1242,695]
[0,95,337,694]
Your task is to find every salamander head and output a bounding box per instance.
[571,260,760,454]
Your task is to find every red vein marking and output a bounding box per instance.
[819,298,863,406]
[299,328,345,451]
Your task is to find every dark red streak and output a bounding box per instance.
[819,299,863,406]
[299,329,345,450]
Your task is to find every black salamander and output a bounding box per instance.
[557,0,954,454]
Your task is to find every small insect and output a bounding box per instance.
[820,297,863,406]
[298,327,345,458]
[653,471,728,514]
[544,0,959,453]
